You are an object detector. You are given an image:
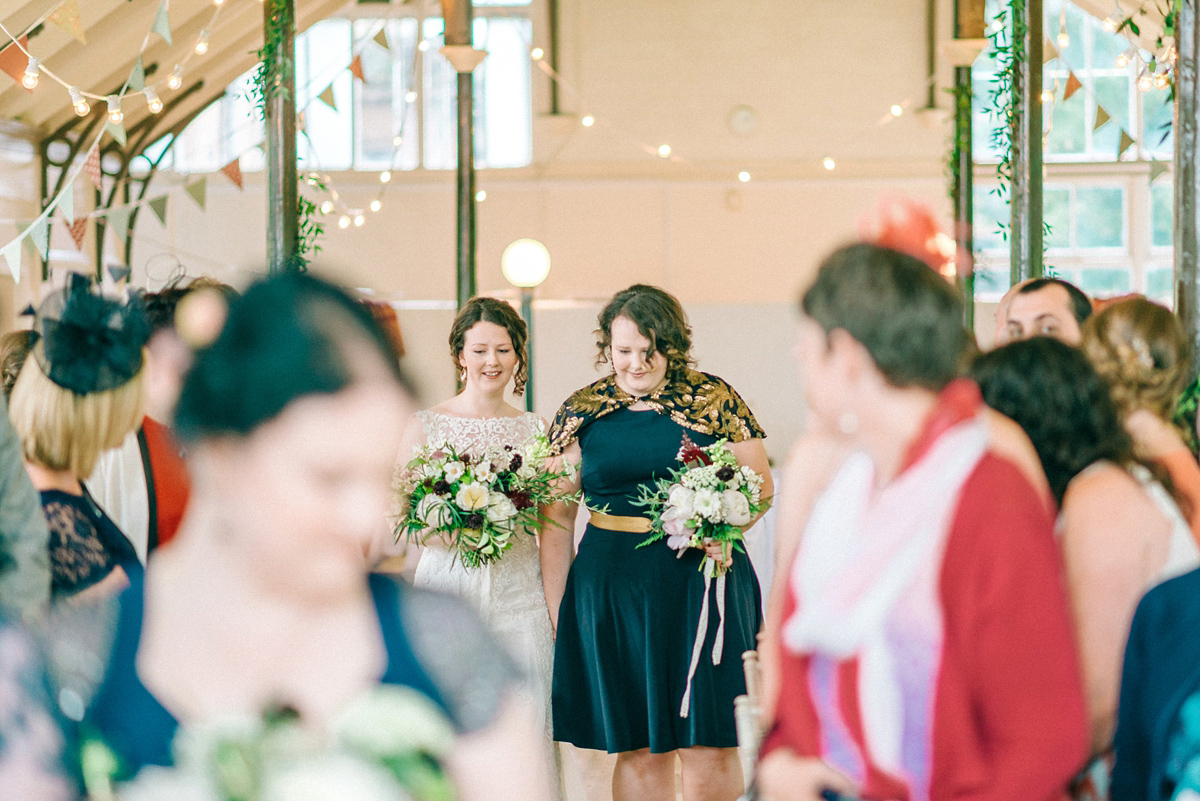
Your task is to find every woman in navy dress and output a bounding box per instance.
[80,273,552,801]
[542,284,772,801]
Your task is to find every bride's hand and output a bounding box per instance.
[703,540,733,568]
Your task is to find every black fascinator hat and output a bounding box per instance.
[32,273,151,395]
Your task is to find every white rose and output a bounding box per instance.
[262,755,406,801]
[517,463,538,481]
[472,465,495,484]
[487,492,519,523]
[455,482,490,511]
[416,495,456,529]
[442,461,465,483]
[334,686,455,758]
[720,489,753,526]
[666,484,696,519]
[692,489,723,522]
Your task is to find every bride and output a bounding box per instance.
[399,296,561,799]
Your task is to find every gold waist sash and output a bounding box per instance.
[589,510,653,534]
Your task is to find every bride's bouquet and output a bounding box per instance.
[396,432,576,568]
[634,434,767,576]
[92,686,458,801]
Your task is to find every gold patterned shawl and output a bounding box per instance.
[547,369,766,456]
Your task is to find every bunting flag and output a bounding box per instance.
[349,55,365,83]
[59,182,74,224]
[185,176,207,210]
[1118,129,1136,159]
[18,304,33,317]
[1094,105,1111,131]
[148,195,169,225]
[106,207,130,244]
[84,145,103,190]
[152,0,172,45]
[106,122,126,147]
[64,216,86,250]
[17,218,49,260]
[220,158,244,190]
[1043,39,1059,63]
[108,265,131,283]
[2,239,21,282]
[47,0,86,44]
[374,28,389,50]
[15,223,37,261]
[1150,160,1170,183]
[129,57,146,92]
[317,85,337,110]
[0,38,31,92]
[1064,72,1083,101]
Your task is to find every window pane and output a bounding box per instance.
[1044,187,1070,249]
[422,18,456,169]
[973,185,1009,252]
[475,17,533,168]
[1075,186,1124,248]
[1091,76,1130,157]
[1146,267,1173,301]
[1152,182,1173,248]
[1078,267,1131,295]
[1045,85,1086,156]
[974,268,1010,297]
[354,18,419,170]
[298,19,354,170]
[1144,89,1174,158]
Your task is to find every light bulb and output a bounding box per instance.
[107,95,123,125]
[1103,16,1118,32]
[70,87,89,116]
[1155,72,1170,89]
[1040,90,1054,102]
[531,47,544,60]
[890,104,903,117]
[320,200,333,214]
[21,57,38,90]
[1116,52,1130,67]
[213,0,225,5]
[393,136,403,146]
[194,30,209,55]
[738,171,750,183]
[354,214,365,227]
[822,156,836,171]
[417,40,429,52]
[338,215,351,229]
[167,66,183,90]
[581,115,595,127]
[1057,31,1070,48]
[475,190,487,202]
[145,87,163,114]
[380,170,392,183]
[657,144,671,158]
[405,90,417,103]
[1138,73,1154,91]
[370,199,382,212]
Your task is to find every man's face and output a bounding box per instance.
[1002,284,1083,346]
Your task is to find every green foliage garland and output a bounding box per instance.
[250,0,294,120]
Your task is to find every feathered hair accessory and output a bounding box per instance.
[32,273,151,395]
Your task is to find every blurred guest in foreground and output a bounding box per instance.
[9,276,147,604]
[81,271,551,801]
[758,243,1087,801]
[1081,295,1200,539]
[998,277,1092,346]
[972,337,1197,797]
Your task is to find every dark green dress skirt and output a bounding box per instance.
[551,407,763,753]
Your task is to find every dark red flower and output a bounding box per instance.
[464,512,485,529]
[507,490,534,510]
[509,453,524,472]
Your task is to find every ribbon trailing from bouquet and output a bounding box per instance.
[680,557,726,719]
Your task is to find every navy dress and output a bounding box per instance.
[85,573,518,783]
[552,407,763,753]
[41,487,141,600]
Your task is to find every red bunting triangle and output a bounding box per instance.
[220,158,243,190]
[84,145,103,191]
[1064,72,1083,101]
[0,37,31,93]
[349,55,365,83]
[64,216,86,250]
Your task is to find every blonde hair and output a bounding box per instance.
[1081,296,1188,421]
[9,355,145,478]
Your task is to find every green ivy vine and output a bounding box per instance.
[249,0,294,121]
[986,0,1025,209]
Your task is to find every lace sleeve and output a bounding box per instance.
[400,586,521,734]
[44,500,116,600]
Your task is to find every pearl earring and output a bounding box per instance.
[460,368,467,381]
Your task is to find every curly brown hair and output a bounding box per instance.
[1081,296,1189,422]
[449,297,528,395]
[595,284,694,376]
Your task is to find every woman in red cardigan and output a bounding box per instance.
[756,242,1089,801]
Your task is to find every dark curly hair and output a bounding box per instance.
[596,284,694,376]
[801,243,968,391]
[449,297,528,396]
[0,330,35,400]
[970,337,1142,506]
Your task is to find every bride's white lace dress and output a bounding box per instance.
[411,410,562,799]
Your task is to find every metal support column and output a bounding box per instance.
[1178,0,1200,377]
[953,0,987,328]
[1010,0,1044,283]
[442,0,479,310]
[264,0,298,274]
